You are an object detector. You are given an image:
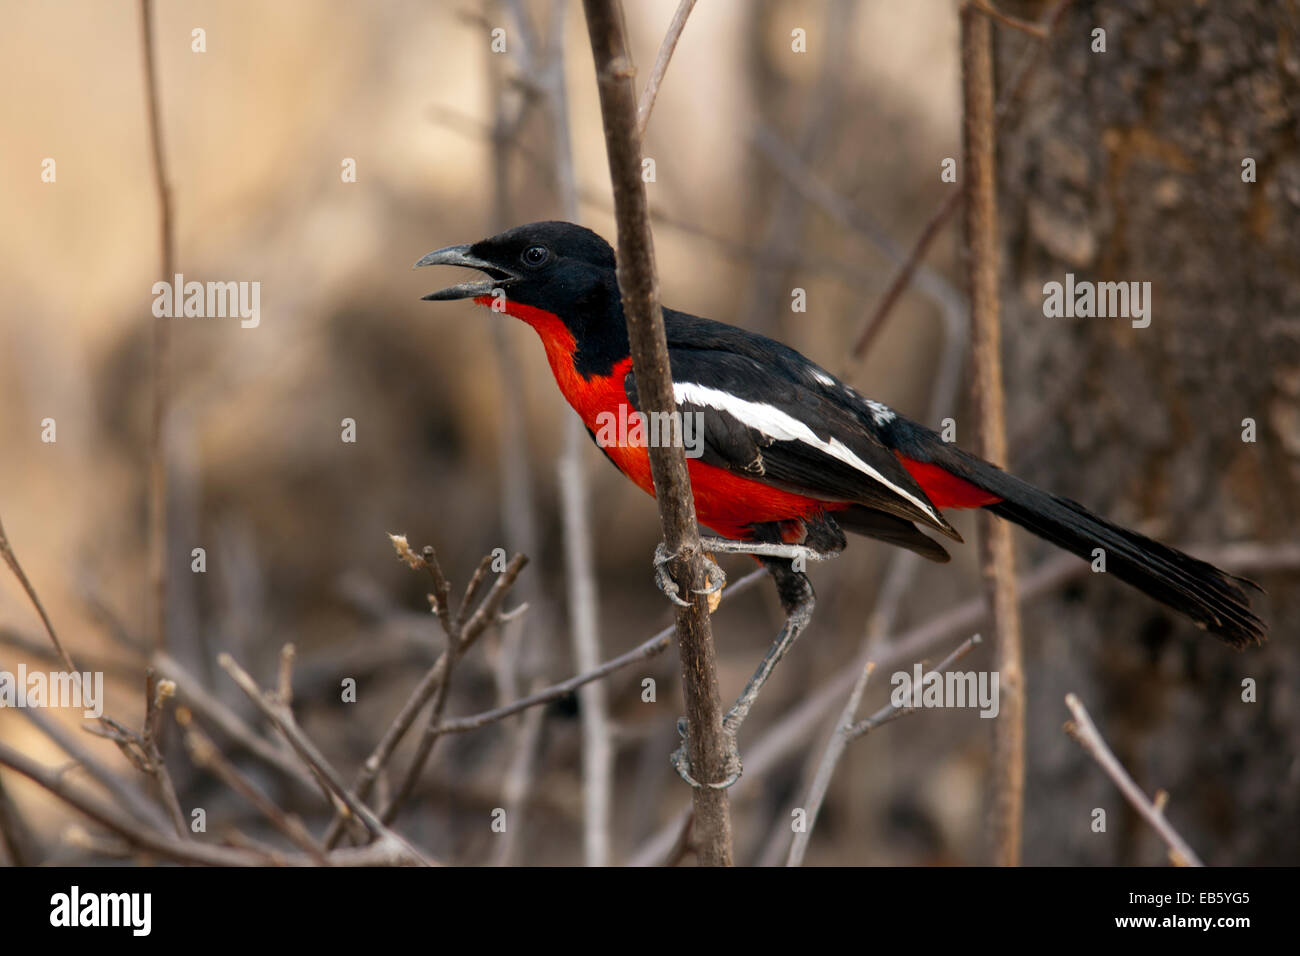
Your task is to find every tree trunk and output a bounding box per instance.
[996,0,1300,864]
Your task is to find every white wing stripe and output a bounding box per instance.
[673,381,939,522]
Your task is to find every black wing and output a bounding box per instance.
[623,347,960,541]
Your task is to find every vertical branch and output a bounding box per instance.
[529,0,613,868]
[961,1,1024,866]
[139,0,175,653]
[581,0,733,866]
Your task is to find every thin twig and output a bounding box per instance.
[217,652,432,866]
[489,679,547,866]
[139,0,174,653]
[582,0,733,866]
[539,0,612,868]
[178,710,328,863]
[0,516,77,675]
[636,0,697,138]
[787,634,984,866]
[850,0,1075,359]
[318,548,524,849]
[1064,694,1205,867]
[376,549,529,828]
[971,0,1047,39]
[438,568,765,735]
[0,739,421,867]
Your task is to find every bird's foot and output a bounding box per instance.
[669,716,742,790]
[653,542,726,609]
[695,536,833,572]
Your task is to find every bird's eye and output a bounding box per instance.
[522,245,550,267]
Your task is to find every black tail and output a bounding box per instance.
[896,431,1265,648]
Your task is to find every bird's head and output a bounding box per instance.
[416,220,618,316]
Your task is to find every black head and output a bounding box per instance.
[416,220,617,311]
[416,221,628,375]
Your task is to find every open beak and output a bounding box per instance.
[414,244,520,301]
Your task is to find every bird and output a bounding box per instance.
[417,220,1265,786]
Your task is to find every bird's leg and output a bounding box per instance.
[721,556,816,736]
[669,554,820,790]
[653,541,726,608]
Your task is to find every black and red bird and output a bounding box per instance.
[416,221,1266,660]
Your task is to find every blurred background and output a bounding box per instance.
[1,0,1297,866]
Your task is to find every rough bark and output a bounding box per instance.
[996,0,1300,864]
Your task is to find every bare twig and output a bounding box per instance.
[376,548,529,828]
[1064,694,1205,867]
[0,739,420,867]
[850,0,1075,359]
[636,0,697,138]
[0,516,77,675]
[961,0,1024,867]
[787,634,983,866]
[535,0,613,868]
[318,546,520,849]
[217,651,431,866]
[0,773,35,866]
[178,710,327,863]
[437,568,765,735]
[971,0,1047,38]
[139,0,174,653]
[490,679,547,867]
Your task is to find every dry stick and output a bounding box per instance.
[490,679,548,867]
[786,633,984,866]
[217,652,432,866]
[319,552,527,848]
[178,712,328,864]
[141,669,187,838]
[785,661,875,867]
[16,706,169,830]
[582,0,733,866]
[962,27,1022,860]
[438,569,766,735]
[0,773,34,866]
[971,0,1047,39]
[0,739,417,867]
[1,517,195,835]
[962,0,1024,868]
[635,0,697,138]
[378,551,529,828]
[0,739,269,867]
[0,517,77,675]
[139,0,174,654]
[538,0,612,869]
[850,0,1075,360]
[1064,694,1205,867]
[151,650,319,794]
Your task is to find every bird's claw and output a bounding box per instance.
[653,543,726,608]
[669,716,743,790]
[654,543,692,607]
